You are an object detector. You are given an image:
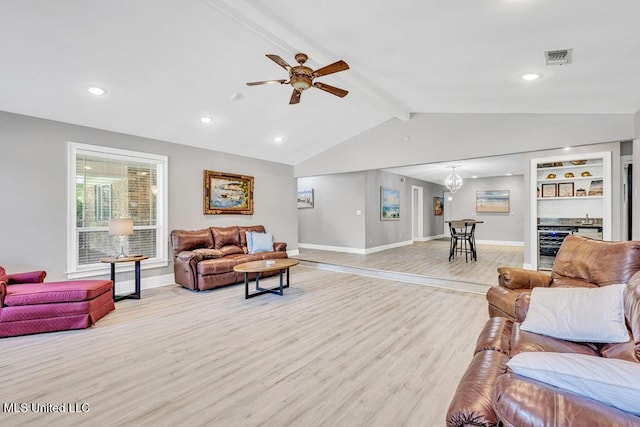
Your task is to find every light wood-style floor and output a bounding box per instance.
[0,267,487,427]
[296,240,524,287]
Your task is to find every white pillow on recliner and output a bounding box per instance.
[508,352,640,416]
[520,284,629,343]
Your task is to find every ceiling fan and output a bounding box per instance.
[246,53,349,104]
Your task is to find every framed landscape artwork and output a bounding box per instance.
[203,170,254,215]
[588,179,603,196]
[433,196,444,216]
[297,189,314,208]
[380,187,400,220]
[476,190,510,213]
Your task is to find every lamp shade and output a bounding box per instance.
[108,218,134,236]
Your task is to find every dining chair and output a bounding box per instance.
[449,221,474,262]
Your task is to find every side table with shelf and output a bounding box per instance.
[100,255,148,302]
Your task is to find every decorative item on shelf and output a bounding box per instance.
[570,160,587,165]
[581,171,592,177]
[537,162,554,168]
[108,218,134,259]
[537,187,540,198]
[588,179,603,196]
[552,162,563,167]
[541,183,557,198]
[546,173,557,179]
[558,182,575,197]
[576,188,587,196]
[564,172,575,178]
[444,166,463,193]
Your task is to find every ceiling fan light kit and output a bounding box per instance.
[246,52,349,104]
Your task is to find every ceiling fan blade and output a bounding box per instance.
[289,89,302,104]
[246,79,287,86]
[266,54,292,71]
[313,82,349,98]
[312,60,349,77]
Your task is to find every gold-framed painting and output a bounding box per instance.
[203,170,254,215]
[433,196,444,216]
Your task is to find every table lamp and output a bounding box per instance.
[109,218,134,259]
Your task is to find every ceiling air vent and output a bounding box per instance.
[545,49,572,66]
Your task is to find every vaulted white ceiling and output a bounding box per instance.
[1,1,639,165]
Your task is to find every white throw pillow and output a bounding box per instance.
[249,232,274,254]
[520,284,629,343]
[508,352,640,416]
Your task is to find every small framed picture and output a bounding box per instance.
[558,182,574,197]
[541,183,557,198]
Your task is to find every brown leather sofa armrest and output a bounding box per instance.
[7,270,47,284]
[514,293,531,323]
[273,242,287,252]
[498,267,551,290]
[177,250,202,262]
[446,349,509,427]
[494,374,640,426]
[0,281,6,307]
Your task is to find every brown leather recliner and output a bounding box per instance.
[487,235,640,320]
[446,274,640,426]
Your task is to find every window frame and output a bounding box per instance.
[67,142,169,278]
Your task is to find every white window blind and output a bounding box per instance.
[68,142,168,276]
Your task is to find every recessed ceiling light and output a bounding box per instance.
[273,136,284,144]
[87,86,106,96]
[564,146,571,151]
[200,116,213,124]
[471,175,478,179]
[520,73,541,81]
[506,173,513,176]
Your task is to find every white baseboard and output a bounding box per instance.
[475,239,524,247]
[114,273,175,295]
[364,240,413,254]
[421,234,446,241]
[298,240,413,255]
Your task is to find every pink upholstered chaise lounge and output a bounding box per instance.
[0,266,115,338]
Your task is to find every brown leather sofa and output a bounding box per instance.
[170,225,288,291]
[487,235,640,320]
[446,275,640,426]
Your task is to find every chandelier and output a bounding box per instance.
[445,166,463,193]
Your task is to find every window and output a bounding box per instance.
[68,142,168,277]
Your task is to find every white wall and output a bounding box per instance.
[446,175,525,244]
[298,171,445,251]
[295,113,634,177]
[0,111,298,283]
[297,173,366,249]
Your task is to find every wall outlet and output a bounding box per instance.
[369,238,373,244]
[356,209,362,216]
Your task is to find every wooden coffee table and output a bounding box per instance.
[233,258,300,299]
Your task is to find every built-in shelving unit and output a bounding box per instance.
[530,151,612,271]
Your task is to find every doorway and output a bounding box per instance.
[411,185,424,241]
[444,192,454,237]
